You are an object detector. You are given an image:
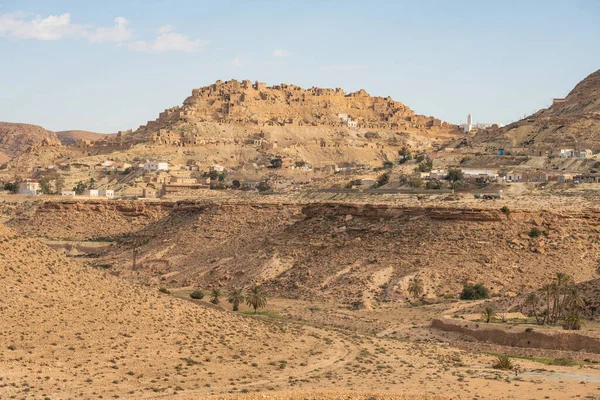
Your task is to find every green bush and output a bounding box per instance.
[425,181,441,190]
[159,288,170,294]
[500,206,510,214]
[190,290,204,300]
[529,227,542,238]
[460,283,489,300]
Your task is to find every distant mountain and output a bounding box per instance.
[0,122,61,162]
[472,69,600,150]
[56,130,111,145]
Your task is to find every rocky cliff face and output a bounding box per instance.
[0,122,61,161]
[472,69,600,150]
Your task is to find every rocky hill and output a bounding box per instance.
[11,199,600,307]
[0,222,362,398]
[56,129,110,145]
[0,122,61,162]
[472,69,600,151]
[87,80,459,155]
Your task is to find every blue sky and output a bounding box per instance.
[1,0,599,133]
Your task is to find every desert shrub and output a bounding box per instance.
[269,158,283,169]
[550,356,576,366]
[374,173,389,188]
[529,227,542,238]
[425,181,441,190]
[460,283,489,300]
[493,354,514,370]
[525,327,534,333]
[257,181,271,192]
[159,288,170,294]
[500,206,510,214]
[190,290,204,300]
[415,154,426,163]
[382,161,394,169]
[408,175,423,188]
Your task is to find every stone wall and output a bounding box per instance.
[432,318,600,353]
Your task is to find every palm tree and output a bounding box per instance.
[245,285,267,314]
[524,292,540,324]
[210,288,222,305]
[564,286,584,310]
[562,310,584,330]
[555,273,571,320]
[227,288,245,311]
[540,284,554,324]
[482,306,497,323]
[408,277,424,299]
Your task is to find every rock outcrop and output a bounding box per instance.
[0,121,61,161]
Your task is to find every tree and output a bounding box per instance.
[245,285,267,314]
[73,181,88,195]
[417,158,433,172]
[540,283,554,324]
[562,310,584,330]
[446,168,464,183]
[270,158,283,169]
[210,288,222,305]
[227,288,245,311]
[460,283,489,300]
[398,147,412,163]
[482,306,497,323]
[524,292,541,324]
[408,277,424,299]
[232,179,241,189]
[408,175,424,188]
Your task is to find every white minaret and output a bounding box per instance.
[466,113,473,133]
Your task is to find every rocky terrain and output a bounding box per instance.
[471,68,600,151]
[56,129,110,145]
[0,122,61,163]
[6,196,600,308]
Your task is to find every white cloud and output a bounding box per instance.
[321,64,368,71]
[272,48,291,57]
[0,11,85,40]
[157,24,175,34]
[129,26,207,53]
[231,57,243,67]
[88,17,132,43]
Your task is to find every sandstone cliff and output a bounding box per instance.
[0,121,61,161]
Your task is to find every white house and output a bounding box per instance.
[143,161,169,171]
[60,191,76,196]
[462,169,498,180]
[559,149,577,158]
[98,190,114,198]
[19,180,39,195]
[84,189,99,197]
[210,164,226,172]
[505,171,522,182]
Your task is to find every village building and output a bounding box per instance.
[98,190,115,198]
[143,161,169,171]
[84,189,99,197]
[60,191,76,196]
[19,180,40,195]
[505,171,523,182]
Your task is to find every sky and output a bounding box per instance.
[0,0,599,133]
